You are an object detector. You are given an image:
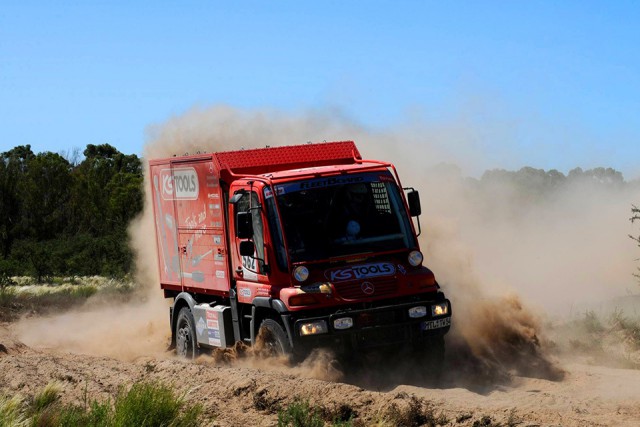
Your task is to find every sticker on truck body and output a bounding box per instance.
[324,262,395,282]
[160,167,199,200]
[208,329,221,347]
[241,256,258,281]
[196,317,206,335]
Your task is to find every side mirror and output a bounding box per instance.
[236,211,253,239]
[239,240,255,257]
[407,190,421,217]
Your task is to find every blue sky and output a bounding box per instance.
[1,1,639,178]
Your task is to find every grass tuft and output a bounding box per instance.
[277,399,359,427]
[382,396,447,427]
[32,382,62,412]
[111,382,201,427]
[0,394,28,427]
[0,381,202,427]
[277,399,324,427]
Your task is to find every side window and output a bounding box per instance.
[235,191,265,273]
[264,189,288,272]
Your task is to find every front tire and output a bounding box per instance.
[256,318,292,358]
[175,307,198,359]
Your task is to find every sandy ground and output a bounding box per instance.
[1,320,639,427]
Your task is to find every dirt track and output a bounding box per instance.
[1,320,639,427]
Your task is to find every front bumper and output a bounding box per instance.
[288,299,451,352]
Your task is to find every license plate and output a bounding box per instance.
[421,317,451,330]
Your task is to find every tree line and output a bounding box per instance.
[0,144,143,280]
[1,144,639,282]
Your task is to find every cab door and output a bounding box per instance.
[229,183,269,298]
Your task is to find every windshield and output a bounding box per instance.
[268,172,416,263]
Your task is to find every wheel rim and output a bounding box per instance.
[265,339,279,355]
[176,321,192,357]
[262,329,283,356]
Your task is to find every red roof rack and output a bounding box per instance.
[213,141,361,179]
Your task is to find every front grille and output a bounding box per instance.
[336,279,397,299]
[355,309,398,327]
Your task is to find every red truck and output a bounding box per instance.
[149,141,451,362]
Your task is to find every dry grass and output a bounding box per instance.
[0,276,137,321]
[551,308,640,369]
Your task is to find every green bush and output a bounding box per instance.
[0,285,16,309]
[583,310,604,333]
[0,260,19,279]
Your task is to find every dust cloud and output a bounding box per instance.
[12,170,172,361]
[14,294,169,360]
[200,327,344,382]
[14,105,639,385]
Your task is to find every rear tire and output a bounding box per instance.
[257,318,292,358]
[175,307,198,359]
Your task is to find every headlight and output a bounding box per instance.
[299,320,328,336]
[408,250,423,267]
[408,306,427,318]
[300,282,333,295]
[333,317,353,330]
[431,302,448,317]
[293,266,309,282]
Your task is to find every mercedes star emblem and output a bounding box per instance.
[361,281,375,295]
